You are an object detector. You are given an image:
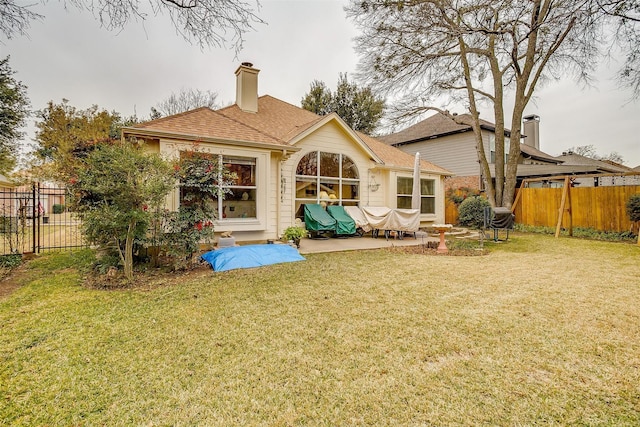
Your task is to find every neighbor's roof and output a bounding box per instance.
[555,152,631,173]
[379,112,510,146]
[519,144,563,164]
[125,95,451,174]
[0,174,16,187]
[488,163,602,179]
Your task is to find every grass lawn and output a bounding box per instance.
[1,233,639,425]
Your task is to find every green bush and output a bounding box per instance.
[52,204,65,214]
[458,196,491,229]
[626,194,640,223]
[0,254,22,268]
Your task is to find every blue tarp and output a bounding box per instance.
[201,244,305,272]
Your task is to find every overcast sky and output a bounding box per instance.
[3,0,639,167]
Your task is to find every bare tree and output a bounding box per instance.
[566,144,625,164]
[155,88,219,117]
[0,1,43,40]
[1,0,263,50]
[597,1,640,98]
[346,0,633,208]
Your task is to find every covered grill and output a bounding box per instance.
[484,206,515,241]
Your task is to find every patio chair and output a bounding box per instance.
[343,206,372,236]
[303,204,337,239]
[326,205,357,237]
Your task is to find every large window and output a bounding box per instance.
[396,177,435,214]
[179,154,257,220]
[295,151,359,217]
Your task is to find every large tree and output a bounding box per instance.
[301,73,385,135]
[0,0,263,50]
[0,56,29,173]
[346,0,635,208]
[32,100,136,180]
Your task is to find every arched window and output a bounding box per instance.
[295,151,360,218]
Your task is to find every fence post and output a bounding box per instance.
[555,176,570,238]
[31,183,37,253]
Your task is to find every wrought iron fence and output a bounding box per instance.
[0,183,86,255]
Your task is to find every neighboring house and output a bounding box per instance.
[554,151,638,186]
[0,174,15,190]
[123,63,452,243]
[380,113,614,191]
[380,112,507,190]
[0,174,17,218]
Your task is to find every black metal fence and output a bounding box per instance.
[0,184,86,255]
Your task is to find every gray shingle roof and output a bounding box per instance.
[379,112,510,146]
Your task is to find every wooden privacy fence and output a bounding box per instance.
[444,172,640,236]
[512,173,640,235]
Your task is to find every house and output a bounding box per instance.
[554,151,639,186]
[122,63,452,243]
[380,113,614,190]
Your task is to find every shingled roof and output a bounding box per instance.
[520,144,563,164]
[379,112,510,146]
[555,152,632,173]
[357,132,451,174]
[125,95,451,175]
[128,105,285,146]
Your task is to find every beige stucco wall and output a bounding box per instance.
[148,120,448,243]
[282,121,446,231]
[280,121,379,236]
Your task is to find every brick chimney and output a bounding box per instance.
[235,62,259,113]
[523,114,540,150]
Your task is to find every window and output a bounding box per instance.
[217,156,257,219]
[490,135,510,164]
[179,153,257,220]
[295,151,359,217]
[489,135,496,164]
[396,177,435,214]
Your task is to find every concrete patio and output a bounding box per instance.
[297,231,439,254]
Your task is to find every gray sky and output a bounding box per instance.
[3,0,639,167]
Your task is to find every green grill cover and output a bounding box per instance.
[327,205,356,236]
[304,204,337,232]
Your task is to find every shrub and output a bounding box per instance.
[52,204,65,214]
[446,186,481,205]
[160,147,237,268]
[626,194,640,223]
[458,196,491,229]
[68,141,174,281]
[0,254,22,268]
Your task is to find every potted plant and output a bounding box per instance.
[282,225,306,248]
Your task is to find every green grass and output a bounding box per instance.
[1,235,639,425]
